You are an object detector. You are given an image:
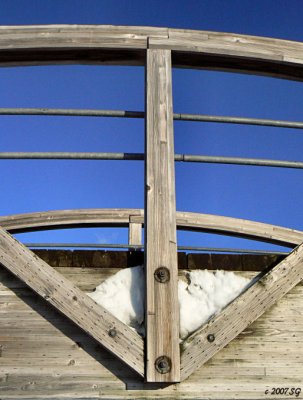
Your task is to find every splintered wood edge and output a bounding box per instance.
[0,228,144,376]
[180,243,303,381]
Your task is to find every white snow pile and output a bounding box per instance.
[178,269,249,339]
[87,266,250,340]
[87,265,145,335]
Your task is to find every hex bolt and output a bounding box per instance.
[108,328,117,338]
[154,267,170,283]
[155,356,172,374]
[207,333,215,342]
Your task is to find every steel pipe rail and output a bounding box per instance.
[0,152,144,160]
[1,209,303,246]
[24,242,289,255]
[175,154,303,169]
[1,107,303,130]
[0,108,145,119]
[1,152,303,169]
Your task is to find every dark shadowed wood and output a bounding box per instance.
[145,49,180,382]
[180,243,303,381]
[0,228,144,376]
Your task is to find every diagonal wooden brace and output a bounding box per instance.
[0,227,144,376]
[180,242,303,381]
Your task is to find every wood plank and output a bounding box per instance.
[0,25,168,68]
[175,211,303,247]
[128,221,142,246]
[1,208,302,246]
[0,270,302,398]
[0,228,144,377]
[0,208,142,233]
[1,25,303,80]
[180,243,303,381]
[145,49,180,382]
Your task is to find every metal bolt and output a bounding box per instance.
[207,333,215,342]
[155,356,172,374]
[154,267,170,283]
[108,328,117,338]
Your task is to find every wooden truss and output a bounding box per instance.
[0,25,303,383]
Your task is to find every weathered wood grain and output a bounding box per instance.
[1,264,302,398]
[145,49,180,382]
[0,228,144,376]
[180,243,303,381]
[0,25,168,67]
[1,209,302,246]
[0,25,303,80]
[0,208,142,233]
[151,28,303,80]
[128,221,142,246]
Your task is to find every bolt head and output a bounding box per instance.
[154,267,170,283]
[108,328,117,338]
[207,333,215,342]
[155,356,172,374]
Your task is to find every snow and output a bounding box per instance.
[88,266,250,340]
[87,265,145,335]
[178,269,249,339]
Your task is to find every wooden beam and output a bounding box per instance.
[0,208,303,246]
[128,220,142,247]
[175,211,303,247]
[145,49,180,382]
[1,209,302,246]
[0,228,144,376]
[180,243,303,381]
[1,25,303,79]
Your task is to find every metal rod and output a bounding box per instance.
[1,152,303,169]
[175,154,303,169]
[24,242,289,255]
[1,107,303,130]
[25,243,143,250]
[173,113,303,129]
[0,108,144,119]
[0,152,144,160]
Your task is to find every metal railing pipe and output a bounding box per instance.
[1,152,303,169]
[175,154,303,169]
[1,108,303,130]
[0,152,144,160]
[24,242,289,255]
[0,108,144,119]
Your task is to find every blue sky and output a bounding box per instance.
[1,0,303,251]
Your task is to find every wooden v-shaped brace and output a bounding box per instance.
[1,48,303,384]
[0,228,302,383]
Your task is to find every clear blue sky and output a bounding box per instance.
[1,0,303,251]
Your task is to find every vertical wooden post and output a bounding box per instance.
[145,49,180,382]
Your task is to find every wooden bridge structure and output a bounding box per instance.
[0,25,302,398]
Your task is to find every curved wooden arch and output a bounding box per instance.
[1,25,303,80]
[1,208,302,247]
